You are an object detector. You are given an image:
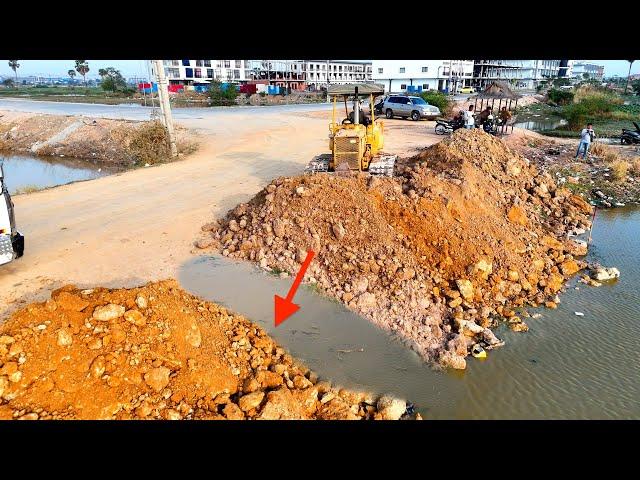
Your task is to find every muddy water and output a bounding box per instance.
[1,154,118,194]
[179,207,640,419]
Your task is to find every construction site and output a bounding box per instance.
[0,76,637,421]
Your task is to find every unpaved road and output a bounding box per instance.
[0,100,442,317]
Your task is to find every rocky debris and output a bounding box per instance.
[92,304,125,322]
[0,281,414,420]
[377,395,407,420]
[591,266,621,282]
[200,129,592,366]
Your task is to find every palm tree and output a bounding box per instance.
[67,69,76,85]
[624,60,635,94]
[75,60,90,87]
[8,60,19,87]
[98,68,107,78]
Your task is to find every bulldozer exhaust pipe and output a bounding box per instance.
[353,86,359,125]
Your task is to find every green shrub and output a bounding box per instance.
[419,90,451,115]
[548,88,574,105]
[209,79,238,106]
[563,96,615,129]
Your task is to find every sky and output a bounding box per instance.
[0,60,638,79]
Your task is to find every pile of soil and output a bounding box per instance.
[0,280,409,420]
[199,129,594,368]
[0,111,197,165]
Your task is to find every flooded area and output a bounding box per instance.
[179,207,640,419]
[514,116,567,131]
[1,154,120,194]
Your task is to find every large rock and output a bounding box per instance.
[471,258,493,280]
[331,222,346,240]
[123,309,146,326]
[185,321,202,348]
[507,205,528,226]
[560,260,581,276]
[257,387,307,420]
[440,353,466,370]
[566,239,588,257]
[592,267,620,281]
[239,391,265,412]
[92,304,125,322]
[356,292,377,309]
[55,292,90,312]
[456,279,474,301]
[377,395,406,420]
[144,367,171,393]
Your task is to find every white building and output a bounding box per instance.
[570,62,604,81]
[160,60,251,85]
[304,60,372,90]
[473,60,562,90]
[372,60,475,93]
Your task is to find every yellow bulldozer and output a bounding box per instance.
[305,83,397,176]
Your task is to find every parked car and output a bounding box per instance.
[459,86,475,94]
[382,95,441,121]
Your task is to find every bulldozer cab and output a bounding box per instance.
[327,83,386,172]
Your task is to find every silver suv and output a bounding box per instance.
[382,95,441,121]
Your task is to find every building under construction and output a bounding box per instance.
[473,60,562,90]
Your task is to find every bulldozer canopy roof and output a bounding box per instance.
[328,83,385,97]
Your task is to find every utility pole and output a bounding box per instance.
[152,60,177,157]
[326,59,330,102]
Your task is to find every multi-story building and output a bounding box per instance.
[159,60,373,91]
[570,62,605,81]
[372,60,475,93]
[473,60,562,90]
[160,60,251,86]
[303,60,372,90]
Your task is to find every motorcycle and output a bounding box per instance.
[435,111,465,135]
[621,121,640,145]
[481,114,498,135]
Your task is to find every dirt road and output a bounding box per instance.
[1,102,442,317]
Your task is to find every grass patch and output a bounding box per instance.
[13,184,43,194]
[127,121,171,165]
[631,157,640,176]
[610,160,630,181]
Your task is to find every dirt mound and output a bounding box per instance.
[0,280,406,420]
[200,129,593,368]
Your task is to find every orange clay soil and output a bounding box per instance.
[0,280,411,420]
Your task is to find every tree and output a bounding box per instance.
[632,79,640,96]
[625,60,635,94]
[75,60,90,87]
[209,79,238,106]
[8,60,19,86]
[583,72,590,80]
[2,78,14,88]
[99,67,127,93]
[67,69,76,84]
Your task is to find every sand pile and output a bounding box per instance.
[0,280,409,420]
[200,129,593,368]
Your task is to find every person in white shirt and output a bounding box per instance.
[464,105,475,129]
[575,123,594,159]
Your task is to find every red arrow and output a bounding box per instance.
[274,249,315,326]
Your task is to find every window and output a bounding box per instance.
[195,68,202,78]
[400,84,407,90]
[309,64,314,70]
[185,68,193,78]
[399,67,405,73]
[378,67,383,74]
[235,60,242,68]
[214,68,221,78]
[322,64,326,70]
[196,60,203,67]
[207,68,213,78]
[422,66,428,73]
[172,60,180,66]
[216,61,222,68]
[166,68,180,78]
[224,60,231,68]
[233,70,240,79]
[182,60,191,66]
[422,84,429,90]
[204,60,211,67]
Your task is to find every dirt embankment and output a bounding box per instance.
[0,110,198,165]
[198,129,594,369]
[0,280,413,420]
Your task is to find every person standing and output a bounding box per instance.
[464,105,475,129]
[576,123,595,159]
